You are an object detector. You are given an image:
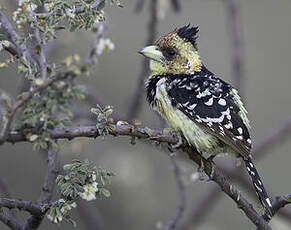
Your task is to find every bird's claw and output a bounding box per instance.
[206,155,216,163]
[168,132,183,152]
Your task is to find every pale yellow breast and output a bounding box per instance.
[153,78,222,154]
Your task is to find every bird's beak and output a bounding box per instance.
[138,45,164,63]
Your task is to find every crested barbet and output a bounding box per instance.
[139,25,273,218]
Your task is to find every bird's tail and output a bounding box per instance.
[244,157,273,219]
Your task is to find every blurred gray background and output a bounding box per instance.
[1,0,291,229]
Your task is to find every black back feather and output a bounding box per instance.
[177,24,199,49]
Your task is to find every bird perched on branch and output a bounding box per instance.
[139,25,273,218]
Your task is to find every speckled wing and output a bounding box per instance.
[166,73,252,159]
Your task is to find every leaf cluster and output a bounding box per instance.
[91,104,115,137]
[18,78,85,151]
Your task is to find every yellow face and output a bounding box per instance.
[139,31,202,76]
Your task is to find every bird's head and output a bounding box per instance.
[139,25,202,76]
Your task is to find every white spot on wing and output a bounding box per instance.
[236,136,243,140]
[237,127,243,134]
[205,97,213,106]
[266,198,272,207]
[218,98,226,106]
[224,122,233,129]
[188,103,197,110]
[254,183,263,193]
[196,89,211,98]
[207,122,213,127]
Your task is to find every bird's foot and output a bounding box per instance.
[168,132,183,153]
[198,155,216,181]
[197,158,208,181]
[206,154,216,163]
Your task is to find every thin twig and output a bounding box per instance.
[0,72,74,145]
[25,149,60,229]
[0,210,24,230]
[34,27,47,78]
[0,198,41,216]
[128,0,158,120]
[0,9,34,64]
[87,24,106,66]
[164,155,185,230]
[170,0,181,12]
[271,195,291,216]
[31,2,48,78]
[0,175,17,219]
[0,184,23,229]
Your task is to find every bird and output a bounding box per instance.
[139,25,273,218]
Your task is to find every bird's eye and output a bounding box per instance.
[167,49,176,56]
[163,48,177,60]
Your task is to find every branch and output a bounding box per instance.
[179,116,291,229]
[128,0,158,120]
[0,198,41,216]
[0,170,24,229]
[170,0,181,12]
[183,146,271,230]
[0,72,75,145]
[0,209,24,230]
[6,123,177,144]
[0,9,34,64]
[25,149,60,229]
[87,24,106,66]
[33,26,47,78]
[6,122,270,229]
[164,155,185,230]
[271,195,291,216]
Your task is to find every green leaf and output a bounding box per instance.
[100,188,111,198]
[144,127,153,137]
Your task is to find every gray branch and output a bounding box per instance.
[25,149,60,229]
[164,155,185,230]
[0,9,34,64]
[0,198,41,216]
[179,116,291,229]
[5,123,272,229]
[0,72,74,145]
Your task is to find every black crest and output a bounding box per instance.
[177,24,199,48]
